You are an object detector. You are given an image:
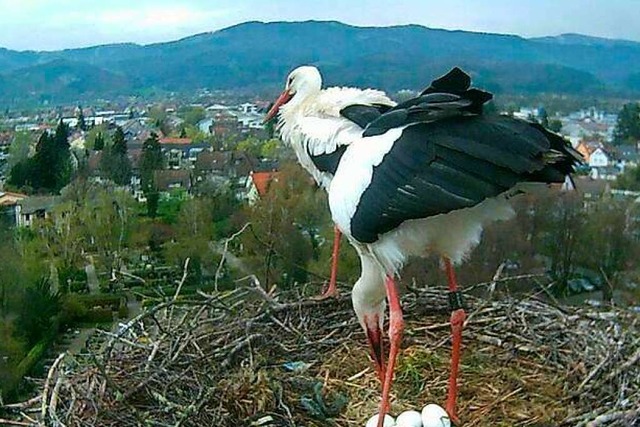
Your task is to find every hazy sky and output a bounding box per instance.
[1,0,638,51]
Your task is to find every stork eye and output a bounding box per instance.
[287,77,293,86]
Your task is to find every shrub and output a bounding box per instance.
[60,294,89,325]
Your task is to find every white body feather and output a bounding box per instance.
[278,85,394,189]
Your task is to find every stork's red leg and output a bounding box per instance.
[444,257,465,425]
[377,275,404,427]
[316,225,341,299]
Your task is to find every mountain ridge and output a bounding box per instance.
[1,20,639,105]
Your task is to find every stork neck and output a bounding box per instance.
[352,251,387,330]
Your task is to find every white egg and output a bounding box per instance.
[365,413,395,427]
[395,409,423,426]
[421,404,451,427]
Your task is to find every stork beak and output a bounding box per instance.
[263,90,293,123]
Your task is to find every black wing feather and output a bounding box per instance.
[350,115,582,243]
[421,67,471,95]
[340,103,392,128]
[363,68,493,137]
[309,145,348,175]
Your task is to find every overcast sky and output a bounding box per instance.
[1,0,639,51]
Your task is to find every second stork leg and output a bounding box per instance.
[443,257,466,425]
[377,275,404,427]
[316,225,341,299]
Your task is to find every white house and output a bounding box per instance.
[197,118,214,135]
[238,103,259,114]
[588,147,610,168]
[15,196,60,227]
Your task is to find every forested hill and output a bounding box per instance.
[2,20,640,104]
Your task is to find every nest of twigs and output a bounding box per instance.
[2,275,639,427]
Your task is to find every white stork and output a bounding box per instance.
[264,65,582,426]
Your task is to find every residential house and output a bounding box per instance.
[561,116,616,146]
[233,104,265,132]
[61,116,79,128]
[211,111,240,139]
[575,141,619,180]
[94,110,131,126]
[575,177,610,206]
[590,166,621,181]
[158,137,208,169]
[205,103,231,113]
[245,170,280,203]
[0,191,27,227]
[154,169,191,194]
[121,119,154,144]
[512,107,542,121]
[588,147,610,168]
[194,150,258,190]
[165,115,184,130]
[197,118,214,135]
[193,149,267,198]
[238,103,259,114]
[16,196,60,227]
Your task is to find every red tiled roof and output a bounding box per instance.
[251,171,280,196]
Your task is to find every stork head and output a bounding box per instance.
[263,65,322,123]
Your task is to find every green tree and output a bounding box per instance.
[24,121,73,193]
[6,157,34,192]
[7,131,32,171]
[140,132,163,188]
[178,106,206,127]
[534,192,585,296]
[613,103,640,145]
[578,200,638,303]
[85,124,108,150]
[78,187,136,280]
[146,192,160,218]
[94,132,105,151]
[539,108,549,128]
[100,126,131,185]
[140,132,164,217]
[0,231,27,318]
[164,198,215,285]
[18,278,60,346]
[548,119,563,133]
[148,107,170,136]
[236,137,263,158]
[238,163,330,287]
[112,127,126,154]
[260,138,283,159]
[77,106,86,131]
[51,120,73,192]
[614,165,640,191]
[100,147,131,186]
[0,320,26,397]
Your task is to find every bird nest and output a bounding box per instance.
[2,278,639,427]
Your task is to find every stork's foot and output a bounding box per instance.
[444,405,461,426]
[312,282,339,300]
